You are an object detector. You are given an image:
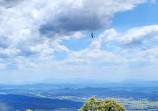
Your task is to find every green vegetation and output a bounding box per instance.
[79,97,126,111]
[26,109,32,111]
[16,109,32,111]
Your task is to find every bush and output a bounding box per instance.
[26,109,32,111]
[79,97,126,111]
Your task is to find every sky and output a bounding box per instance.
[0,0,158,84]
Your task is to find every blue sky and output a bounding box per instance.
[111,0,158,30]
[0,0,158,84]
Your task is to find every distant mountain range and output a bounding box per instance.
[1,79,158,89]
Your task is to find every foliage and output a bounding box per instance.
[26,109,32,111]
[79,97,126,111]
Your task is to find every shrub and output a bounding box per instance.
[79,97,126,111]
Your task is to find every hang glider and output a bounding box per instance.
[91,33,93,38]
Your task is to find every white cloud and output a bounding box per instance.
[0,0,158,83]
[39,0,146,36]
[0,0,148,64]
[67,25,158,66]
[0,0,23,8]
[121,25,158,47]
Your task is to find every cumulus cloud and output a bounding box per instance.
[1,0,157,73]
[39,0,146,36]
[65,25,158,66]
[0,0,23,8]
[1,0,158,83]
[121,25,158,47]
[0,0,147,61]
[90,25,158,49]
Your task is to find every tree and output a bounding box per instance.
[79,97,126,111]
[26,109,32,111]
